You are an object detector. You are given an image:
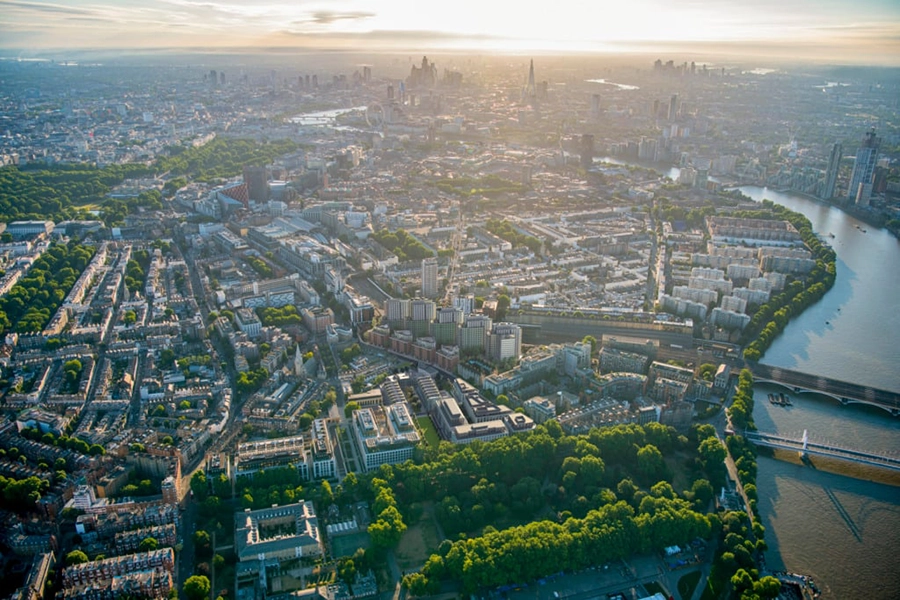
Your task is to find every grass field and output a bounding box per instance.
[678,570,702,600]
[395,502,444,572]
[643,581,668,598]
[416,415,440,448]
[331,531,370,559]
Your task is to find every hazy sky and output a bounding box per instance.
[2,0,900,63]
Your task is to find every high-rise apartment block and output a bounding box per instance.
[847,129,880,204]
[821,142,842,200]
[421,257,438,298]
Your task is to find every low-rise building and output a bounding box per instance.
[350,403,420,471]
[523,396,557,423]
[235,501,323,564]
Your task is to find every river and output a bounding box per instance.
[738,186,900,599]
[594,157,721,184]
[289,105,367,126]
[740,186,900,394]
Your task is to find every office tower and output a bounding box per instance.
[421,257,438,298]
[821,142,842,200]
[363,66,371,82]
[591,94,601,119]
[312,75,318,87]
[846,129,880,203]
[305,75,310,87]
[387,84,394,100]
[208,69,218,87]
[526,59,536,99]
[243,166,269,203]
[580,134,594,169]
[408,56,437,88]
[668,94,678,120]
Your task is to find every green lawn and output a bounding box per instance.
[396,504,443,572]
[416,415,440,448]
[644,581,668,598]
[678,570,702,600]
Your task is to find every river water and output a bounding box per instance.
[738,186,900,599]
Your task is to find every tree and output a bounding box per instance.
[582,335,597,355]
[368,505,407,548]
[183,575,211,600]
[139,537,159,552]
[697,363,717,382]
[496,294,511,320]
[698,437,727,471]
[190,470,209,501]
[63,359,82,385]
[754,575,782,598]
[89,444,105,456]
[636,444,666,484]
[159,348,176,370]
[344,401,360,418]
[320,480,334,505]
[66,550,89,566]
[194,530,211,555]
[338,558,357,585]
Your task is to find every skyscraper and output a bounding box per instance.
[526,59,536,100]
[821,142,842,200]
[243,166,269,203]
[668,94,678,120]
[580,134,594,169]
[421,257,438,298]
[847,128,880,203]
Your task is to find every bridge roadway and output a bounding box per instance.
[750,364,900,415]
[745,431,900,471]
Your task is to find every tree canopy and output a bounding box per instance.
[0,241,96,336]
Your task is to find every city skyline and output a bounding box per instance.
[1,0,900,65]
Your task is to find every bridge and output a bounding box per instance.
[745,430,900,471]
[750,364,900,416]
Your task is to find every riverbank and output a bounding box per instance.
[761,447,900,487]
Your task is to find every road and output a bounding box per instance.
[176,497,199,592]
[441,210,463,307]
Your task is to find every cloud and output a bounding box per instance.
[0,0,96,16]
[309,11,375,25]
[278,28,500,42]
